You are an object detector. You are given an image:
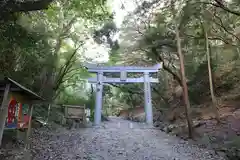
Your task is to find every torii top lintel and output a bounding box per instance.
[85,63,163,73]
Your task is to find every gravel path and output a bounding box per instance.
[31,117,226,160]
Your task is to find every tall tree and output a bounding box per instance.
[203,23,221,123]
[173,10,194,138]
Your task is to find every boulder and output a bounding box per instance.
[101,114,109,121]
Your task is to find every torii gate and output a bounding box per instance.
[85,63,162,126]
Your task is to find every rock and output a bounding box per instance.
[193,121,206,128]
[101,114,109,121]
[216,151,226,158]
[163,126,168,132]
[164,124,176,133]
[226,148,240,160]
[153,121,162,127]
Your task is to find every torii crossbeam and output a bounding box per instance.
[88,76,159,83]
[85,63,162,126]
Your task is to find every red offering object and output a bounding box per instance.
[6,98,30,129]
[18,115,30,128]
[18,103,22,121]
[7,99,17,124]
[23,115,30,122]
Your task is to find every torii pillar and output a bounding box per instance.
[144,72,153,126]
[94,72,103,126]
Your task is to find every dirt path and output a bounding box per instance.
[31,117,225,160]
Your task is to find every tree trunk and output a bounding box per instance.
[204,28,221,123]
[0,0,54,13]
[175,25,194,138]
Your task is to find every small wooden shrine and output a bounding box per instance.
[0,77,44,147]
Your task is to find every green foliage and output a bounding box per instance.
[103,0,240,117]
[87,94,96,122]
[0,20,52,91]
[57,91,88,106]
[225,136,240,159]
[0,0,112,124]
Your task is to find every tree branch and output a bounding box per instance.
[201,1,240,16]
[1,0,54,13]
[151,47,182,85]
[54,44,82,91]
[212,12,240,42]
[183,33,237,46]
[109,83,142,95]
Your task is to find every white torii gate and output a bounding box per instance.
[85,63,162,126]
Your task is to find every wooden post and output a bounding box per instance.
[23,104,33,160]
[0,83,10,147]
[46,104,51,123]
[24,104,33,150]
[83,104,87,126]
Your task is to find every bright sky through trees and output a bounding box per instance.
[82,0,151,63]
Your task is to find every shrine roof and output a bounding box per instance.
[0,77,44,101]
